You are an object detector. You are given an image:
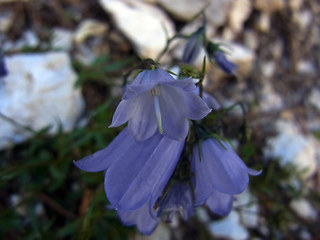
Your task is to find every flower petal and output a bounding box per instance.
[123,69,176,100]
[117,202,159,235]
[206,189,234,216]
[159,84,210,141]
[163,77,196,92]
[127,91,158,141]
[193,139,249,199]
[109,100,133,128]
[157,183,195,221]
[74,128,132,172]
[159,86,190,141]
[105,135,184,210]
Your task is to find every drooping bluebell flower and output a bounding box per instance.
[212,50,238,75]
[0,51,8,78]
[206,42,238,75]
[74,127,185,211]
[191,138,261,206]
[182,27,205,64]
[109,68,211,141]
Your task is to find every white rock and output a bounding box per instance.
[0,10,13,32]
[264,120,318,179]
[243,30,259,51]
[289,0,303,10]
[228,0,252,33]
[255,13,270,33]
[261,61,276,78]
[308,89,320,111]
[100,0,175,59]
[0,52,84,149]
[259,81,283,112]
[74,19,108,44]
[52,28,74,51]
[297,60,316,75]
[134,222,171,240]
[209,211,249,240]
[254,0,284,13]
[156,0,232,27]
[234,189,260,228]
[290,199,318,221]
[294,10,312,30]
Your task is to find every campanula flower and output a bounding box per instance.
[182,27,205,64]
[212,50,238,75]
[191,138,261,206]
[109,69,211,141]
[0,51,8,78]
[74,127,185,210]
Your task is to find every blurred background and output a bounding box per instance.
[0,0,319,239]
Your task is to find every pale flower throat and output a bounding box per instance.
[151,86,163,134]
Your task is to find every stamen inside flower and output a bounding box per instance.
[151,87,163,134]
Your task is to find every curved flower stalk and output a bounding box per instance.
[74,127,185,210]
[109,68,211,141]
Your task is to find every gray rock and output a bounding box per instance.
[99,0,175,59]
[0,52,84,149]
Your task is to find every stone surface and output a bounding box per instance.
[228,0,252,33]
[3,30,39,51]
[74,19,108,44]
[99,0,175,59]
[254,0,285,13]
[209,211,249,240]
[264,120,318,179]
[255,13,270,33]
[156,0,232,27]
[0,52,84,149]
[290,198,318,221]
[134,222,171,240]
[234,189,260,228]
[0,10,13,32]
[259,81,283,112]
[308,89,320,111]
[52,28,73,51]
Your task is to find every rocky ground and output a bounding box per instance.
[0,0,319,239]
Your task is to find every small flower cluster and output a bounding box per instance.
[75,19,260,235]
